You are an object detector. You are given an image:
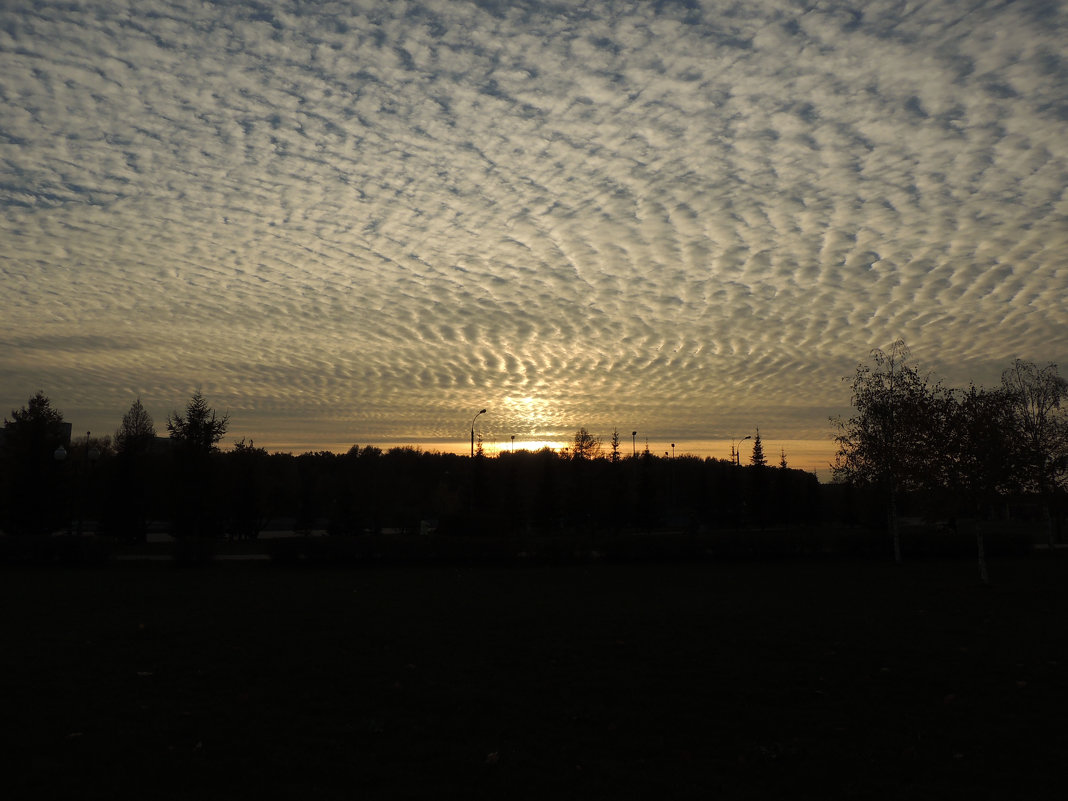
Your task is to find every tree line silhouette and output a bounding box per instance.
[1,344,1065,561]
[831,342,1067,570]
[0,389,819,545]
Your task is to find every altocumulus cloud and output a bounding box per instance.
[1,0,1066,467]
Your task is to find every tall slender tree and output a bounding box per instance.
[1001,359,1068,545]
[115,397,156,455]
[750,429,767,467]
[832,341,950,561]
[1,392,69,535]
[941,385,1019,583]
[166,390,229,538]
[107,397,158,541]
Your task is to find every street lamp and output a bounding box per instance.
[631,431,637,458]
[732,435,751,466]
[510,434,515,453]
[671,443,675,459]
[470,408,486,457]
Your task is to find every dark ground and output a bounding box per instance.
[2,555,1066,800]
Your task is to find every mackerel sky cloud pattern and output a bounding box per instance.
[2,0,1066,469]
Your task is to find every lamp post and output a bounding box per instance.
[671,443,675,459]
[511,434,515,453]
[732,435,751,466]
[470,408,486,458]
[631,431,637,458]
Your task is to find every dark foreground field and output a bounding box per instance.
[2,556,1066,800]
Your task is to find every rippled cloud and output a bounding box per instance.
[2,0,1066,471]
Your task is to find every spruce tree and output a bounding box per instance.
[166,390,229,538]
[167,389,228,455]
[115,397,156,454]
[1,391,69,535]
[750,428,767,467]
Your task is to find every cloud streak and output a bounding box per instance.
[2,0,1066,470]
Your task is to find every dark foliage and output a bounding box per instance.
[832,345,1068,563]
[102,398,159,542]
[167,390,228,455]
[166,391,229,538]
[3,348,1062,560]
[115,397,156,455]
[0,392,70,536]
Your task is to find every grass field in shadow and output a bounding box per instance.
[2,556,1065,799]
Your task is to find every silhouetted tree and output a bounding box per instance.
[167,390,229,538]
[167,389,228,455]
[633,449,657,530]
[530,448,559,529]
[227,439,272,539]
[746,429,770,526]
[571,428,601,461]
[115,397,156,455]
[937,385,1019,583]
[293,451,334,531]
[609,429,621,463]
[832,342,951,561]
[2,391,67,450]
[1001,359,1068,545]
[326,448,362,536]
[943,386,1017,505]
[0,392,69,536]
[104,398,158,542]
[750,429,767,467]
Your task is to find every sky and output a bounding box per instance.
[2,0,1066,476]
